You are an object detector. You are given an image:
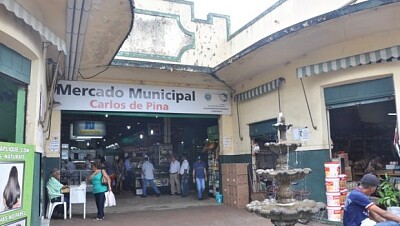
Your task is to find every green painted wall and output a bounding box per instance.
[42,157,60,220]
[289,149,331,203]
[31,153,42,226]
[219,154,252,164]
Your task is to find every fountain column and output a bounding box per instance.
[246,112,325,226]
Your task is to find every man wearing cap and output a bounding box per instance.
[343,173,400,226]
[192,156,207,200]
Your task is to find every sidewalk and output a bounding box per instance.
[47,191,335,226]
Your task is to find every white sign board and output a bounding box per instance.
[54,80,231,115]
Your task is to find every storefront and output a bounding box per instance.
[326,77,398,181]
[52,80,231,196]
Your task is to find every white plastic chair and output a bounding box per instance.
[46,193,67,220]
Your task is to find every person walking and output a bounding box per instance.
[343,173,400,226]
[179,154,190,197]
[124,156,134,192]
[192,156,207,200]
[88,162,111,221]
[169,154,181,195]
[141,156,161,197]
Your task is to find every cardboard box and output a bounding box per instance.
[221,164,229,175]
[345,166,353,181]
[228,185,249,197]
[231,163,248,175]
[232,196,250,208]
[229,174,248,186]
[338,152,349,166]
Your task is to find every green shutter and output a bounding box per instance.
[324,77,394,108]
[249,119,277,138]
[0,43,31,84]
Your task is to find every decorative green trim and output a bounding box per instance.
[165,0,287,41]
[111,59,213,73]
[227,0,287,41]
[15,86,26,143]
[116,8,195,62]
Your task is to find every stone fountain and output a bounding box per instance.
[246,113,325,226]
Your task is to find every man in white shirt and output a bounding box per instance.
[179,154,189,197]
[169,155,181,195]
[141,156,160,197]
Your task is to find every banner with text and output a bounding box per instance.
[0,142,34,226]
[54,80,231,114]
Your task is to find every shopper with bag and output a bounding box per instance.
[88,162,111,221]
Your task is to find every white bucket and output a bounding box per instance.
[327,206,342,222]
[325,162,340,177]
[325,177,340,192]
[387,207,400,217]
[326,192,341,207]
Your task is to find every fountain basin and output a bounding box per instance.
[256,168,312,181]
[246,199,326,225]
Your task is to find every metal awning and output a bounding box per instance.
[296,45,400,78]
[234,77,285,102]
[0,0,67,54]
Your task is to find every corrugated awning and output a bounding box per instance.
[234,77,285,102]
[296,45,400,78]
[0,0,67,54]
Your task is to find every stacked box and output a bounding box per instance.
[221,163,249,208]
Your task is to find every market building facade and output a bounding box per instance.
[1,0,400,225]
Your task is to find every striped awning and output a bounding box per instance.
[234,77,285,102]
[296,45,400,78]
[0,0,67,54]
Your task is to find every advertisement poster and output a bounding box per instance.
[0,142,34,226]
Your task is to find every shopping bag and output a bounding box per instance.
[104,191,116,207]
[361,218,376,226]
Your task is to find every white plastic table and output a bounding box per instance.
[69,184,87,219]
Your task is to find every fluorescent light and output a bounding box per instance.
[75,136,103,139]
[388,113,397,116]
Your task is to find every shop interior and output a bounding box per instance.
[329,99,398,180]
[59,111,219,195]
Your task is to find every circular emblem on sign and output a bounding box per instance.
[204,93,212,101]
[220,93,228,102]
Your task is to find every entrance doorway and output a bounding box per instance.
[329,100,397,180]
[59,111,218,198]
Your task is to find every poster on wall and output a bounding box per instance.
[0,142,34,226]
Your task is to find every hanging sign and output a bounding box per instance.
[54,80,231,115]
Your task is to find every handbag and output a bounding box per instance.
[101,170,108,186]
